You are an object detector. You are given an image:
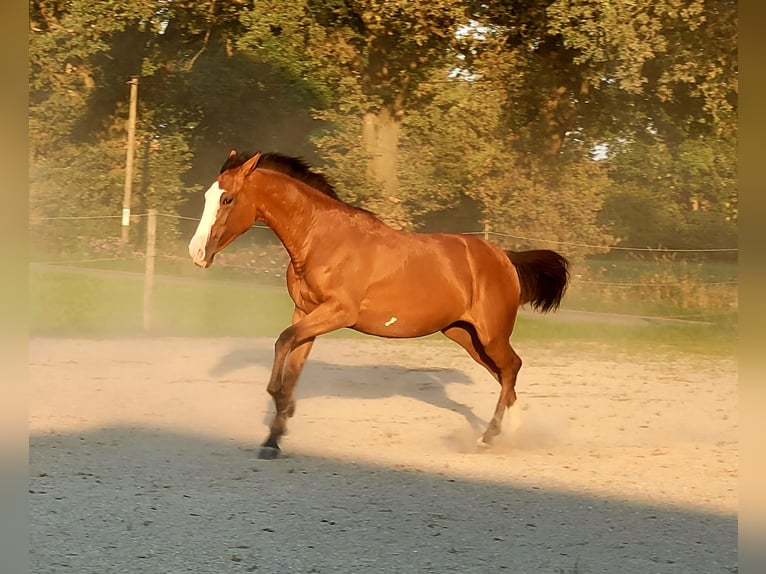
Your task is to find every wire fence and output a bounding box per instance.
[28,211,739,330]
[29,211,739,254]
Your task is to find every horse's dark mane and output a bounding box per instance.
[220,151,340,200]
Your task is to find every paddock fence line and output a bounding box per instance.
[28,212,738,331]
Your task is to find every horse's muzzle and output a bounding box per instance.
[193,252,216,268]
[191,248,216,268]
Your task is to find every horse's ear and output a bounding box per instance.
[242,151,262,176]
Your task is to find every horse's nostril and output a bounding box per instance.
[196,249,205,261]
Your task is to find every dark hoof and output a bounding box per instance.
[258,446,281,460]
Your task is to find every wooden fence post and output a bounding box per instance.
[121,77,139,243]
[143,209,157,331]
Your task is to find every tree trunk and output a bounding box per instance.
[362,106,400,196]
[363,105,411,229]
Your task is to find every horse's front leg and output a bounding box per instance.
[260,334,314,459]
[259,301,356,459]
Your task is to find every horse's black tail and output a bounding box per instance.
[506,250,570,313]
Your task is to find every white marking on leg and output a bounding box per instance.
[188,181,225,265]
[384,316,398,327]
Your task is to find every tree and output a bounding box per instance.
[398,72,612,256]
[600,131,737,252]
[28,0,737,258]
[28,0,318,234]
[542,0,737,251]
[29,0,216,223]
[238,0,478,226]
[465,0,737,253]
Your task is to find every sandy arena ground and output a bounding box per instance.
[29,336,738,573]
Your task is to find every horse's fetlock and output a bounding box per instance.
[266,379,283,397]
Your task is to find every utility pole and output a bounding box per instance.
[121,76,139,243]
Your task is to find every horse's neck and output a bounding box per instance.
[254,173,336,267]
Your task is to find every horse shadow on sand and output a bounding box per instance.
[208,344,487,432]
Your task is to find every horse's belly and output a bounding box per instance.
[353,288,463,338]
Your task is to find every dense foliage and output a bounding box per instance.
[29,0,737,257]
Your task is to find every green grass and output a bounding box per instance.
[30,268,295,338]
[30,270,145,335]
[513,313,736,356]
[29,267,736,356]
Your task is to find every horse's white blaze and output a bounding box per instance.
[188,181,225,265]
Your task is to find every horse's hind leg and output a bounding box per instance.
[443,322,522,446]
[478,338,522,446]
[442,322,500,384]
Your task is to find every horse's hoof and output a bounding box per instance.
[258,446,281,460]
[476,437,492,449]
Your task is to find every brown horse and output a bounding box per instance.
[188,150,569,459]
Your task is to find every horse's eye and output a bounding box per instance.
[222,196,233,205]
